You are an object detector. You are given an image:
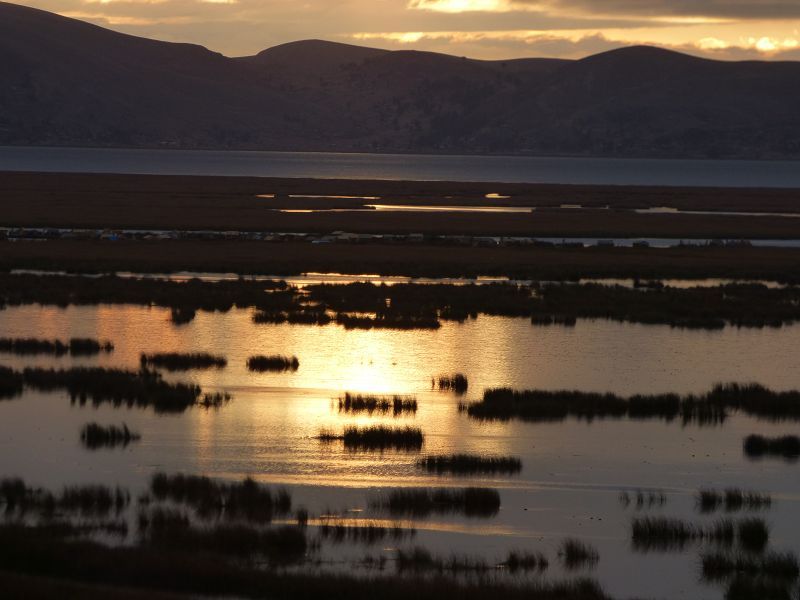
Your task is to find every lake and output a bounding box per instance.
[2,146,800,187]
[2,300,800,599]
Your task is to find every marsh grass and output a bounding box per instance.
[140,353,227,371]
[738,518,770,552]
[373,487,501,518]
[631,517,768,552]
[744,435,800,460]
[559,539,599,570]
[0,366,24,399]
[619,490,667,510]
[435,374,468,395]
[138,506,306,562]
[80,423,141,450]
[464,383,800,425]
[502,551,549,573]
[417,454,522,476]
[724,577,795,600]
[20,367,205,413]
[338,393,418,416]
[247,355,300,372]
[698,489,772,514]
[170,307,196,325]
[319,426,424,452]
[254,309,332,326]
[149,473,291,523]
[336,314,441,330]
[0,478,130,518]
[0,337,113,357]
[701,551,800,582]
[317,521,414,545]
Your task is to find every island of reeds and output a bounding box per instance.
[0,337,114,357]
[337,393,418,415]
[247,355,299,372]
[140,352,227,371]
[417,454,522,475]
[80,423,141,450]
[372,487,501,518]
[319,426,424,451]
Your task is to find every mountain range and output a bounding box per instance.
[2,1,800,158]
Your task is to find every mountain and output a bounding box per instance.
[2,1,800,158]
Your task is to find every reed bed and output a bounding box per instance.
[435,374,469,395]
[138,506,307,562]
[701,551,800,582]
[169,307,196,325]
[464,383,800,425]
[0,337,114,357]
[0,520,614,600]
[253,310,332,326]
[140,352,227,371]
[559,539,599,570]
[337,393,418,416]
[149,473,292,523]
[0,366,24,399]
[319,426,424,452]
[502,551,550,573]
[247,355,300,372]
[317,521,414,545]
[631,517,769,552]
[80,423,141,450]
[698,489,772,513]
[373,487,501,518]
[0,478,130,517]
[619,490,667,509]
[724,576,796,600]
[417,454,522,475]
[19,367,205,413]
[744,435,800,460]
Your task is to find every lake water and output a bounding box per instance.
[2,302,800,599]
[2,146,800,187]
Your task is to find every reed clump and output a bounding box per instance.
[325,426,424,452]
[464,383,800,425]
[738,518,770,552]
[318,521,414,545]
[0,366,24,399]
[373,487,501,518]
[336,313,441,330]
[170,307,196,325]
[744,435,800,460]
[149,473,291,523]
[20,367,204,413]
[247,355,299,372]
[140,352,227,371]
[559,539,599,570]
[501,551,549,573]
[138,507,306,562]
[254,310,332,326]
[80,423,141,450]
[417,454,522,475]
[0,337,113,356]
[0,478,130,517]
[701,551,800,582]
[631,517,768,552]
[619,490,667,510]
[435,374,468,394]
[337,393,418,416]
[697,489,772,513]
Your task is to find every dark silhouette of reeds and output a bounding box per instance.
[417,454,522,476]
[501,551,549,573]
[697,489,772,513]
[149,473,291,523]
[140,352,227,371]
[19,367,204,413]
[0,366,24,399]
[435,374,468,394]
[0,337,113,356]
[337,393,418,416]
[724,576,795,600]
[744,435,800,460]
[254,310,332,326]
[619,490,667,510]
[738,518,770,552]
[0,519,614,600]
[80,423,141,450]
[464,383,800,426]
[0,478,130,518]
[701,551,799,582]
[559,539,599,570]
[319,426,424,452]
[138,506,306,562]
[631,517,768,552]
[373,487,500,518]
[335,314,441,330]
[247,355,299,372]
[318,521,414,545]
[170,307,196,325]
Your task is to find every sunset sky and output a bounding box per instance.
[15,0,800,60]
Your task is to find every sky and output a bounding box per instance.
[15,0,800,60]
